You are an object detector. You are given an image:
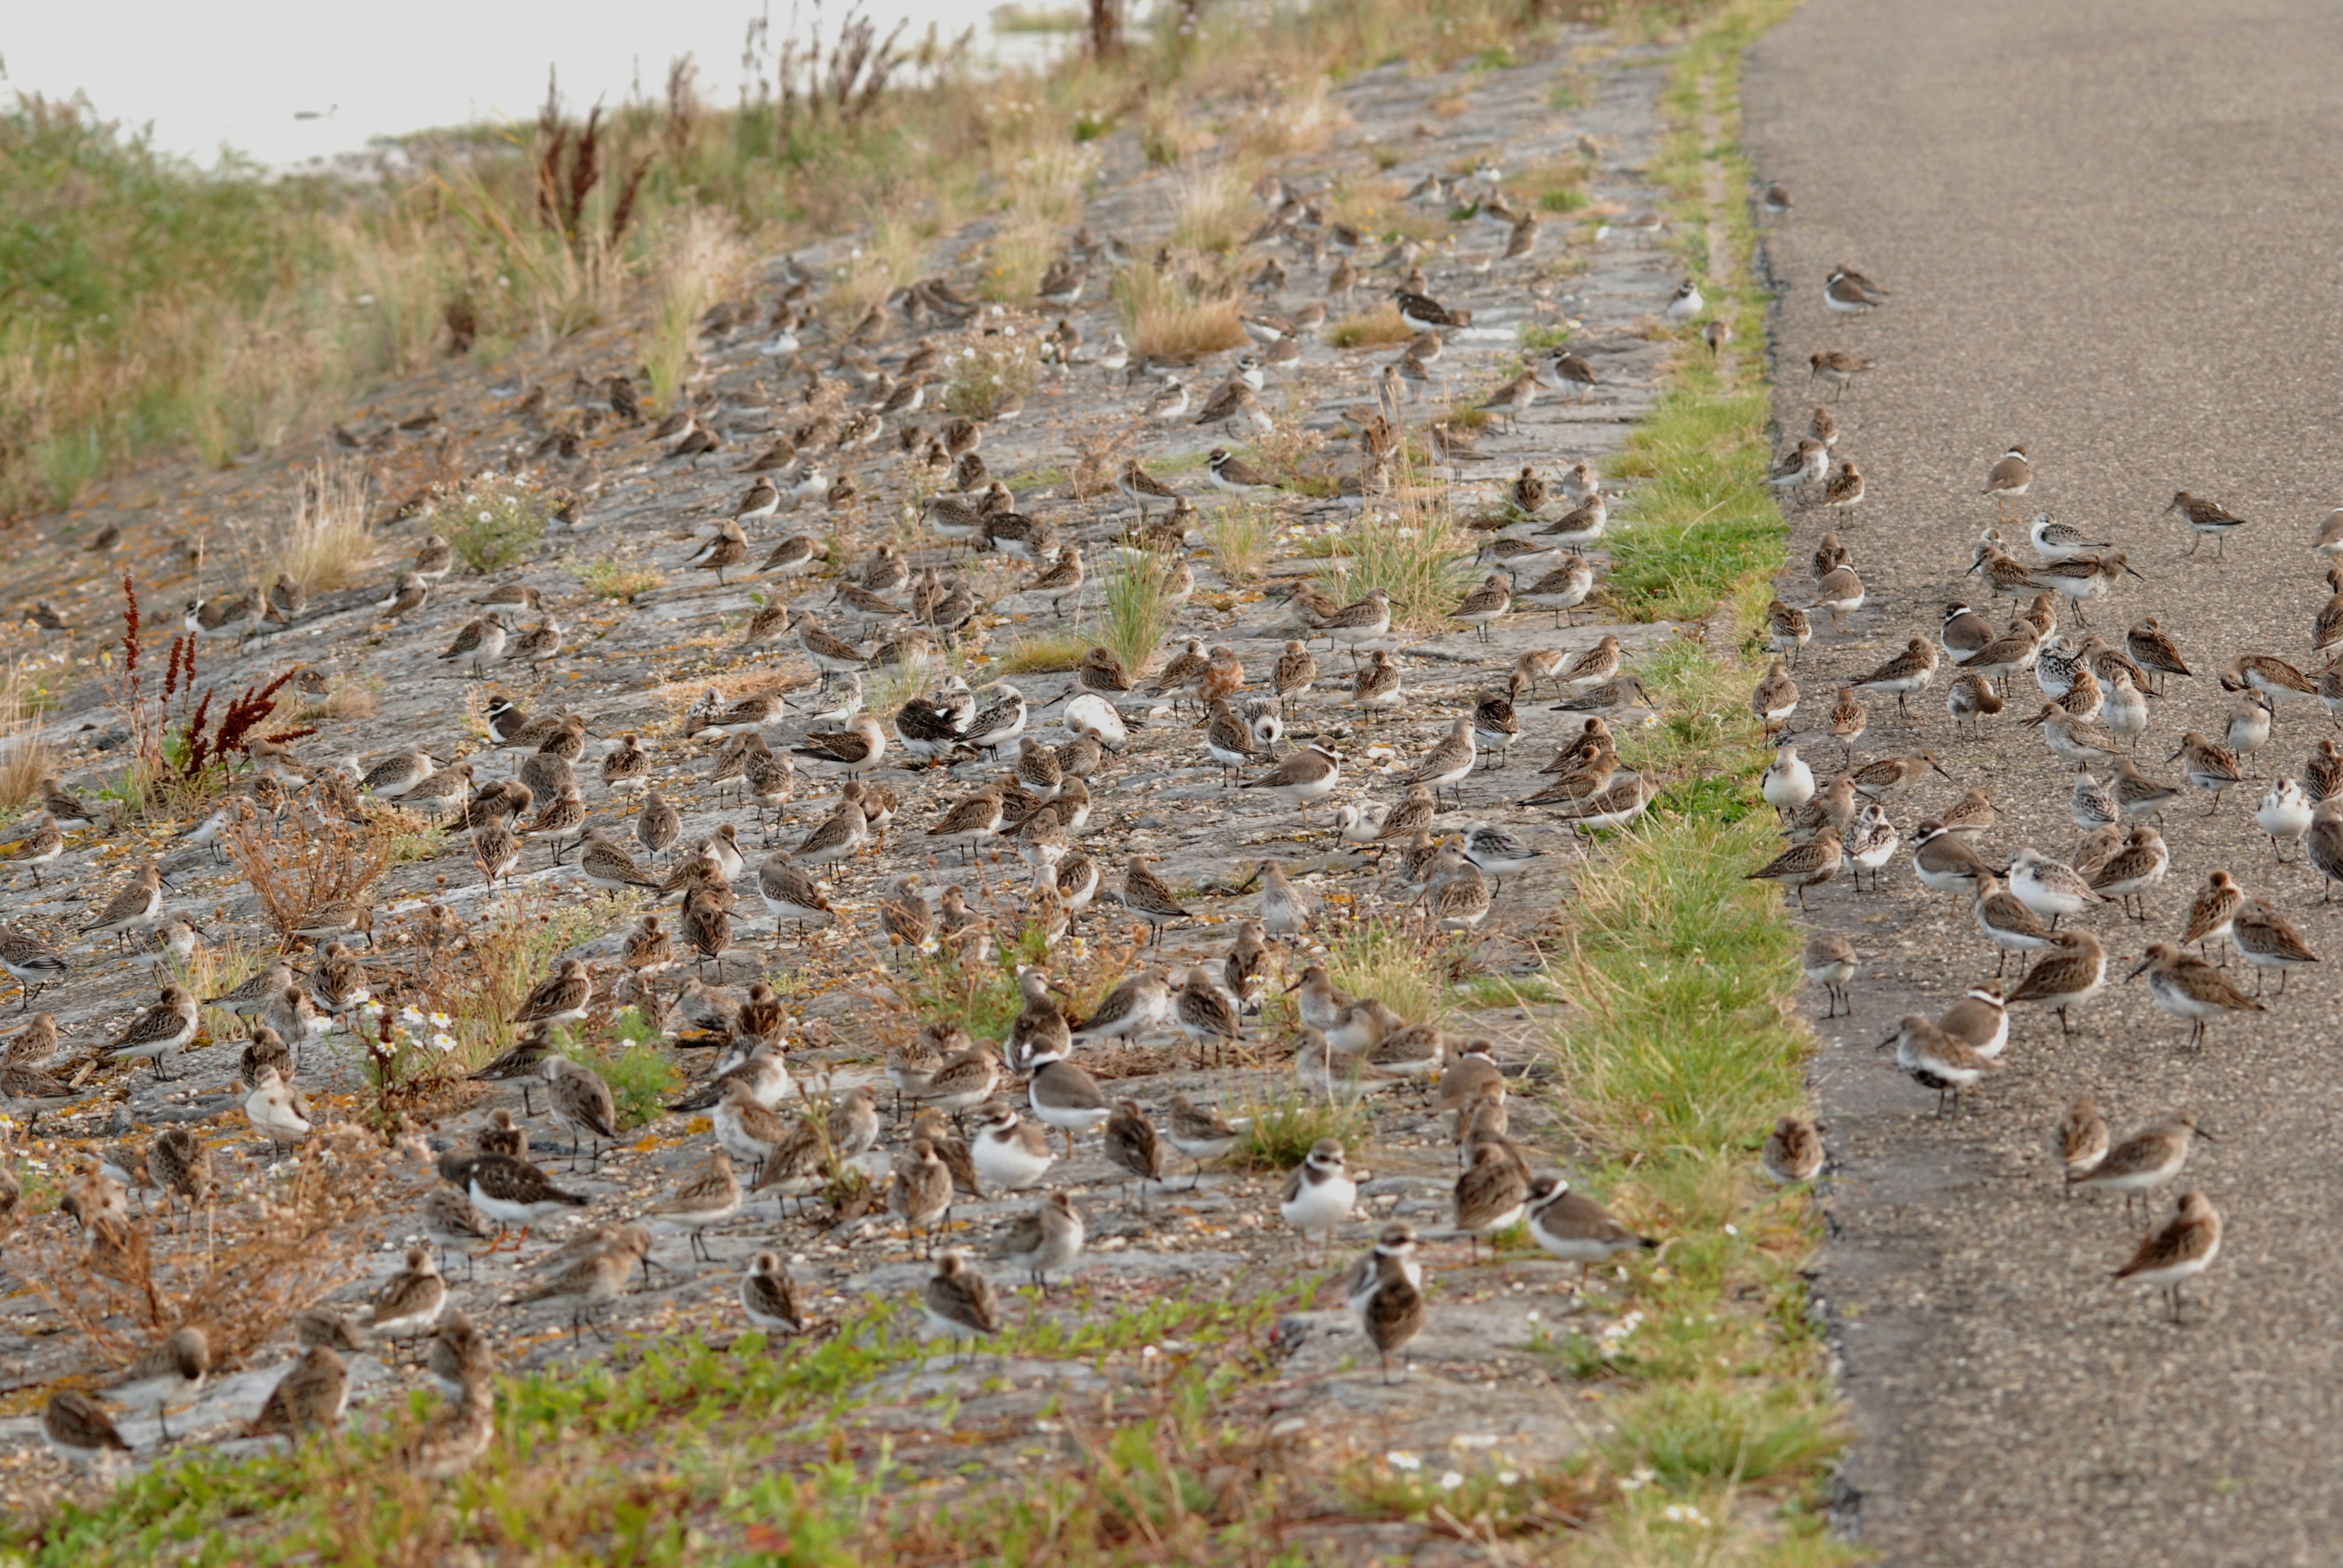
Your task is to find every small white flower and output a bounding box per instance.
[431,1032,458,1054]
[1498,1470,1519,1485]
[1386,1451,1420,1472]
[429,1011,452,1029]
[401,1005,425,1025]
[348,988,371,1007]
[1438,1471,1464,1492]
[477,511,493,525]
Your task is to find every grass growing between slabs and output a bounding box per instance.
[1519,0,1855,1561]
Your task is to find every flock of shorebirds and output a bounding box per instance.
[6,148,1710,1476]
[1745,183,2343,1321]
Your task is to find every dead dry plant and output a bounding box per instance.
[223,794,396,950]
[18,1146,377,1368]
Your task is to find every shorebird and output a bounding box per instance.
[1981,446,2031,521]
[997,1192,1085,1293]
[922,1251,1002,1357]
[1280,1140,1356,1263]
[1803,932,1857,1017]
[81,863,165,949]
[1763,1117,1825,1184]
[109,985,198,1080]
[2127,942,2263,1047]
[2005,929,2106,1036]
[1878,1013,2001,1115]
[2167,491,2247,557]
[2115,1192,2222,1323]
[2073,1114,2206,1224]
[1525,1174,1656,1283]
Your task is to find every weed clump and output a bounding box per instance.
[424,474,557,574]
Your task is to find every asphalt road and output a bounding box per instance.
[1745,3,2343,1563]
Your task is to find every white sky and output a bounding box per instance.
[1,1,1081,168]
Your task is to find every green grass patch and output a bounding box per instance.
[1231,1085,1376,1169]
[1602,378,1785,623]
[1520,4,1855,1562]
[1519,321,1575,351]
[1204,500,1276,583]
[1099,551,1178,675]
[13,1289,1301,1564]
[576,555,664,600]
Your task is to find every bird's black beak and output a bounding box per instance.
[2124,961,2148,982]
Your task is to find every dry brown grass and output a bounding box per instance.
[1225,77,1346,160]
[644,208,751,406]
[1170,165,1256,255]
[1328,304,1414,348]
[222,795,398,950]
[295,681,380,724]
[1116,259,1247,362]
[827,217,927,324]
[16,1145,377,1368]
[273,460,381,595]
[0,659,54,813]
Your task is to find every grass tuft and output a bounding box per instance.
[1203,501,1276,583]
[1115,258,1247,361]
[273,459,380,594]
[994,628,1090,675]
[644,208,749,405]
[1168,164,1255,253]
[1231,1086,1375,1169]
[1098,552,1177,676]
[1327,304,1414,348]
[426,473,556,575]
[578,555,665,601]
[1311,492,1471,631]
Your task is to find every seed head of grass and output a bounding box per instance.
[274,459,380,595]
